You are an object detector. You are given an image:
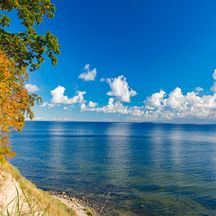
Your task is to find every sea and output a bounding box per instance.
[10,121,216,215]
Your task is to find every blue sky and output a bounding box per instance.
[15,0,216,122]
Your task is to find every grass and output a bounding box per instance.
[0,161,75,216]
[85,207,94,216]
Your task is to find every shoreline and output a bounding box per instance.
[0,162,98,216]
[49,191,98,216]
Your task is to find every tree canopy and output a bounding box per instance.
[0,0,60,71]
[0,0,60,162]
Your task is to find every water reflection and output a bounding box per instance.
[47,122,65,173]
[106,123,131,186]
[150,126,165,168]
[47,122,66,188]
[168,128,183,166]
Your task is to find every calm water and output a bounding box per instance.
[10,121,216,215]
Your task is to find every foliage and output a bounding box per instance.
[0,0,60,162]
[0,51,28,132]
[0,0,60,71]
[0,51,35,161]
[0,135,15,162]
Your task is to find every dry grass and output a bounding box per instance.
[85,207,94,216]
[0,161,75,216]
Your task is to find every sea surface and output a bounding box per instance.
[10,121,216,215]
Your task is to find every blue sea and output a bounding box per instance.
[10,121,216,215]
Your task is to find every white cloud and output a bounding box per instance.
[145,90,166,109]
[82,87,216,122]
[43,69,216,122]
[39,102,48,107]
[39,102,56,109]
[80,103,86,110]
[99,98,129,114]
[79,64,97,81]
[143,88,216,120]
[80,71,216,121]
[211,83,216,92]
[51,85,86,104]
[165,87,185,109]
[194,87,204,92]
[105,75,137,102]
[80,101,97,111]
[213,69,216,80]
[48,103,56,109]
[88,101,97,108]
[70,91,86,104]
[210,69,216,92]
[25,84,39,92]
[85,98,129,114]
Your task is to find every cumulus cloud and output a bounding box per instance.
[82,86,216,122]
[211,83,216,92]
[210,69,216,92]
[194,87,204,92]
[25,84,39,92]
[80,103,86,110]
[165,87,185,109]
[80,71,216,121]
[80,101,97,111]
[88,101,97,108]
[213,69,216,80]
[83,98,129,114]
[145,90,166,109]
[79,64,97,81]
[51,85,86,104]
[98,98,129,114]
[39,102,57,109]
[42,68,216,122]
[105,75,137,102]
[142,88,216,120]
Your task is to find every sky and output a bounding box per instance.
[12,0,216,122]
